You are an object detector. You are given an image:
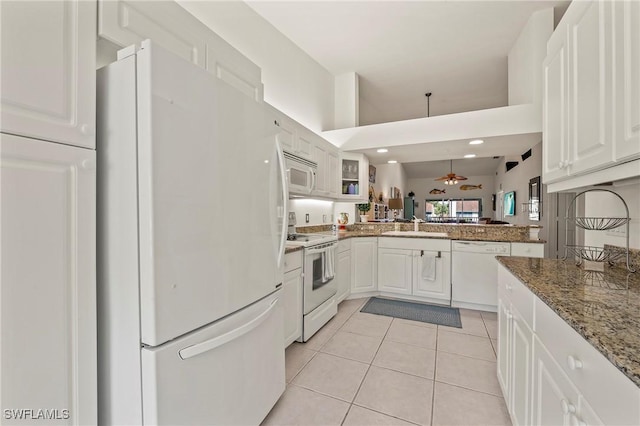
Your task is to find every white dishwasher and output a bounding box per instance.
[451,241,510,312]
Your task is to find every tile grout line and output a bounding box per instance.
[431,321,439,426]
[340,313,394,425]
[287,298,367,388]
[350,402,423,426]
[432,379,506,399]
[364,317,434,426]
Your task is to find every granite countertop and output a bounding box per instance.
[496,256,640,388]
[334,230,545,244]
[284,228,545,252]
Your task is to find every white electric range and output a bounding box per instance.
[285,222,338,340]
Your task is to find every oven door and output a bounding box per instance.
[303,244,337,315]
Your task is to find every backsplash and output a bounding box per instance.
[604,244,640,272]
[296,222,539,242]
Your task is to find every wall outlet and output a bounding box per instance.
[322,214,327,223]
[607,227,627,237]
[305,213,310,223]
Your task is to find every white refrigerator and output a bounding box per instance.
[97,40,288,425]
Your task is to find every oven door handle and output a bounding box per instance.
[306,243,337,255]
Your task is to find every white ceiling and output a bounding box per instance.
[246,0,569,126]
[358,131,540,168]
[243,0,568,178]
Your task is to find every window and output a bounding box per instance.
[425,198,482,223]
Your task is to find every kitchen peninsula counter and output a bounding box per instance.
[297,222,545,243]
[497,256,640,388]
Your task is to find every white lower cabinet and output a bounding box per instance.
[283,252,303,347]
[335,240,352,303]
[1,134,97,424]
[497,267,534,426]
[378,248,413,295]
[377,238,451,304]
[532,336,582,426]
[351,238,377,294]
[498,264,640,426]
[510,242,544,258]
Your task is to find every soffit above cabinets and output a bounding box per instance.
[322,103,542,166]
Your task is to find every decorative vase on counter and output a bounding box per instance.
[338,212,349,230]
[360,215,368,223]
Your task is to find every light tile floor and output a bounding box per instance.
[263,298,512,426]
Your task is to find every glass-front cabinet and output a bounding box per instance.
[340,152,369,202]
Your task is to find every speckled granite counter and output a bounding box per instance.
[496,256,640,388]
[284,245,303,254]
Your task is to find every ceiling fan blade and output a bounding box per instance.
[456,176,468,180]
[434,176,448,181]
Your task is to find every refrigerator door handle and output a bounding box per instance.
[276,142,288,268]
[178,298,279,360]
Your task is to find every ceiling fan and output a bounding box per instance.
[434,160,468,185]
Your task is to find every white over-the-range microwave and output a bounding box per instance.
[284,151,317,196]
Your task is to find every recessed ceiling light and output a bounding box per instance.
[388,160,397,164]
[464,154,476,158]
[469,139,484,145]
[377,148,388,153]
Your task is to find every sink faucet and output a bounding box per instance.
[412,216,423,232]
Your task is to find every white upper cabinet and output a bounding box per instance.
[1,134,97,424]
[311,137,328,195]
[268,104,314,160]
[306,129,340,198]
[613,0,640,161]
[98,0,262,101]
[327,150,340,198]
[567,0,613,175]
[205,39,264,102]
[1,0,96,149]
[543,25,569,183]
[543,0,640,189]
[98,0,206,67]
[339,152,369,202]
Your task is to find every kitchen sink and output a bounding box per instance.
[382,231,449,238]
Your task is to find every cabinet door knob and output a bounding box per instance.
[81,159,96,170]
[505,284,513,291]
[561,399,576,415]
[567,355,583,370]
[572,415,587,426]
[80,124,94,136]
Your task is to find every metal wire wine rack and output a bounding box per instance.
[563,189,635,272]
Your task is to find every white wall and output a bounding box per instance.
[371,163,408,202]
[334,72,359,130]
[494,141,544,225]
[508,8,554,106]
[407,175,495,221]
[289,199,334,227]
[178,0,335,133]
[333,202,359,225]
[583,182,640,250]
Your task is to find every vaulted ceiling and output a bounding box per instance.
[243,1,569,177]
